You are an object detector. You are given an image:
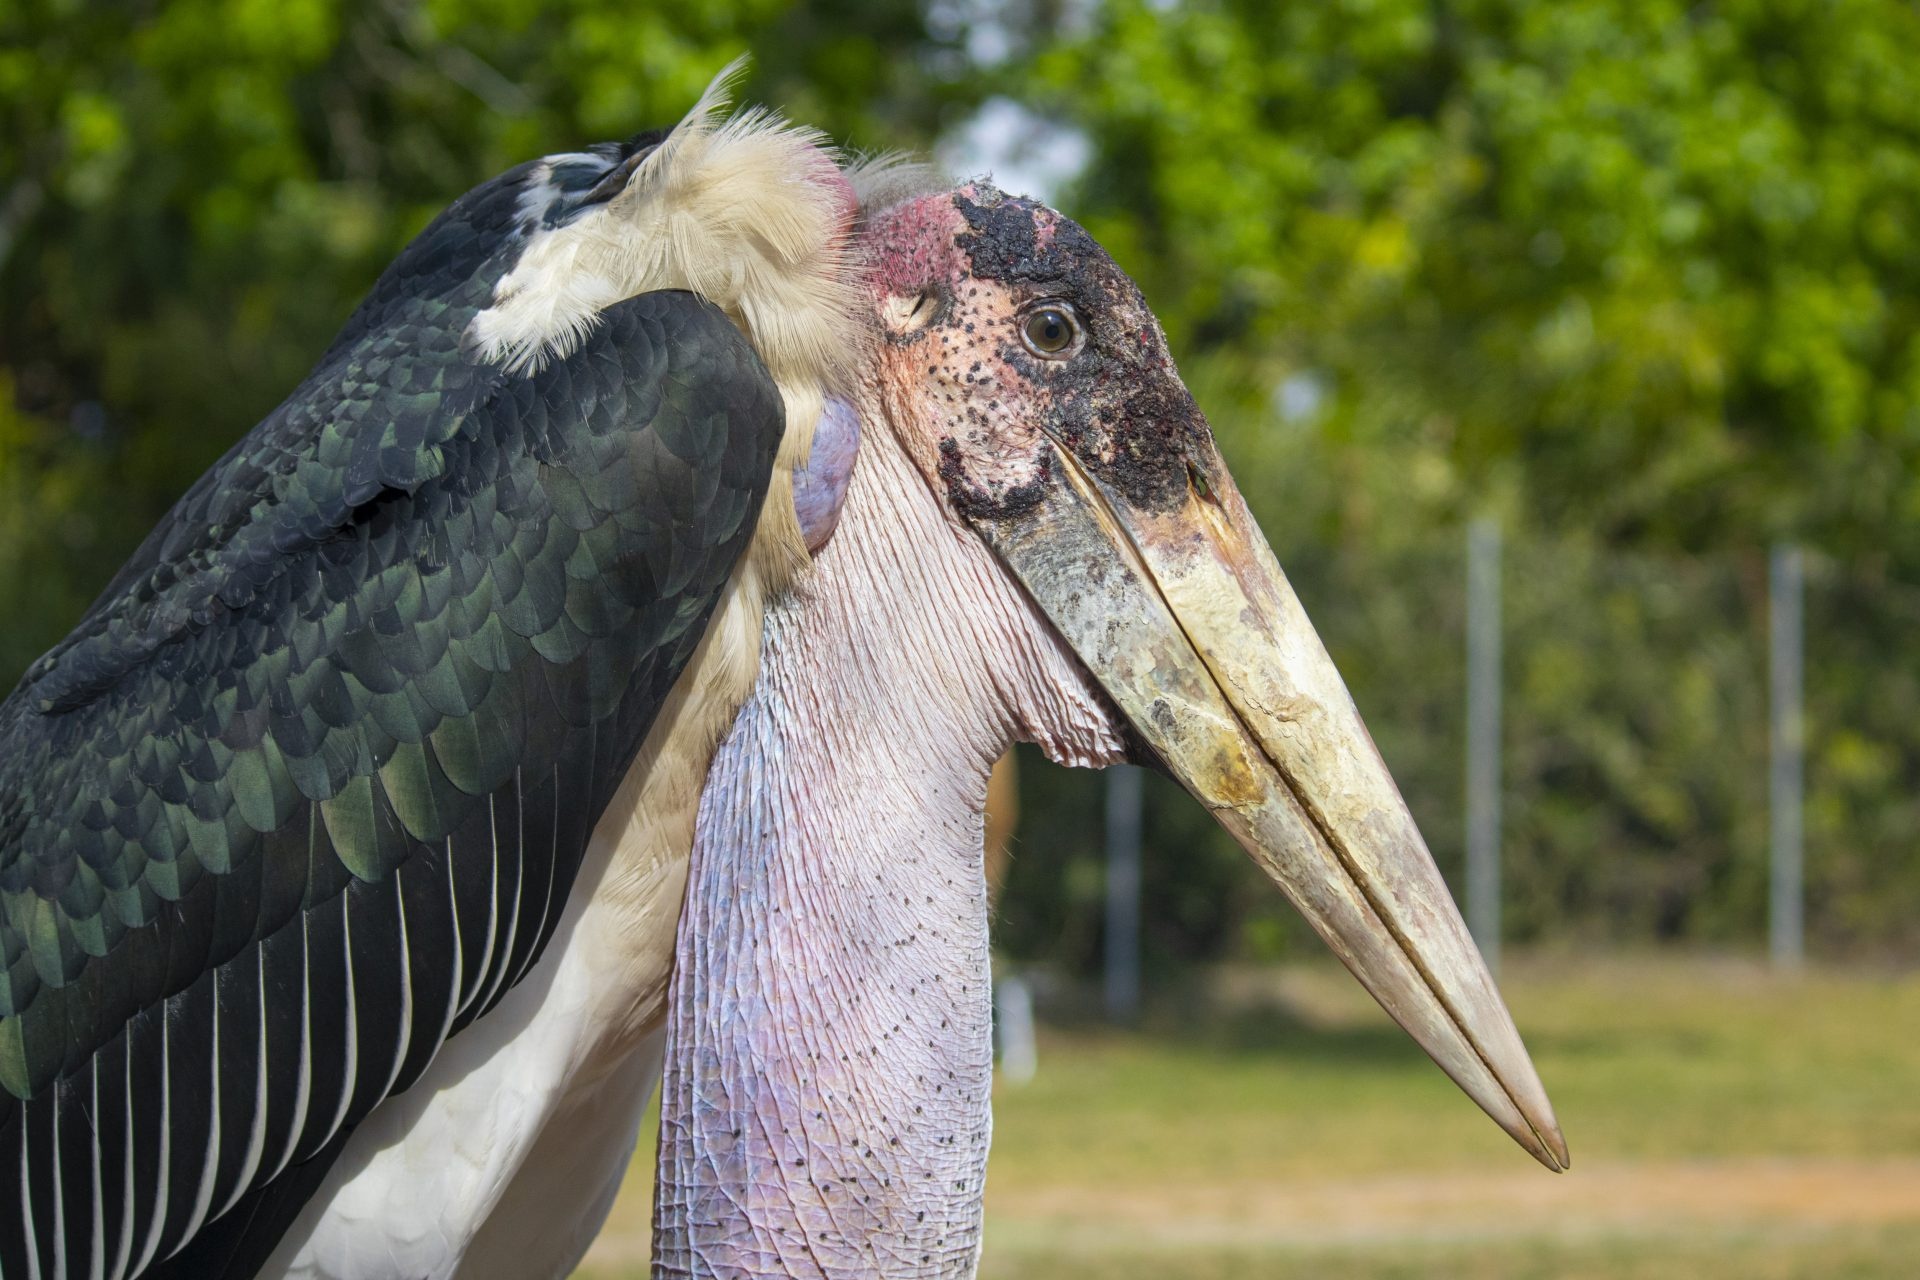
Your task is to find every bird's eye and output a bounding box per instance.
[1020,304,1081,358]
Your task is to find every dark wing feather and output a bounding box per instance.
[0,289,785,1277]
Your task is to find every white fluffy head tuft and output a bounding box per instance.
[466,59,859,391]
[468,60,866,591]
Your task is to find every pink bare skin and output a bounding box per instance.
[651,185,1565,1279]
[652,385,1123,1277]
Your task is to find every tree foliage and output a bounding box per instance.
[0,0,967,681]
[6,0,1920,966]
[996,0,1920,966]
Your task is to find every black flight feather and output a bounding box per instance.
[0,139,788,1273]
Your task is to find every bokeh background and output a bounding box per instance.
[5,1,1919,1275]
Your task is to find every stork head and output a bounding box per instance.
[654,178,1567,1276]
[864,183,1211,528]
[859,183,1568,1171]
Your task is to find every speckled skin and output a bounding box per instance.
[654,393,1126,1280]
[651,184,1568,1280]
[861,184,1218,523]
[651,186,1209,1279]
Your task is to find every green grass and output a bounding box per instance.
[577,954,1920,1278]
[989,953,1920,1178]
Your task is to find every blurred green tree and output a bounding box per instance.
[0,0,969,683]
[995,0,1920,969]
[7,0,1920,965]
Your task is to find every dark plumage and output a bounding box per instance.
[0,148,785,1276]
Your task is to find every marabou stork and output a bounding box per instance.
[650,172,1567,1275]
[0,70,1563,1280]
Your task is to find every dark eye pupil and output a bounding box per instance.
[1026,308,1075,353]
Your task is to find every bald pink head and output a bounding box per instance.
[856,184,1220,535]
[651,173,1567,1280]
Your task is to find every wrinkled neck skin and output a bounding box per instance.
[652,400,1125,1279]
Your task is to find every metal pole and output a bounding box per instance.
[1466,519,1503,975]
[995,974,1038,1085]
[1770,544,1805,970]
[1104,765,1143,1021]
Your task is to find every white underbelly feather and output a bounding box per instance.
[260,563,769,1280]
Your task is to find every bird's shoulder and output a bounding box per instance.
[0,283,786,1280]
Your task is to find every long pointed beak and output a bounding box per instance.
[970,439,1569,1173]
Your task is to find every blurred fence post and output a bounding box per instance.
[1466,519,1503,975]
[995,974,1038,1085]
[1104,765,1143,1021]
[1770,544,1805,970]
